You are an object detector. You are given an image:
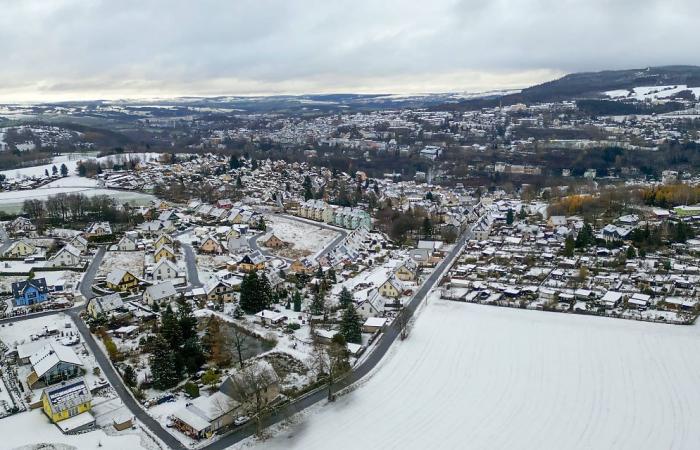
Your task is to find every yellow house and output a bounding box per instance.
[154,234,174,249]
[154,245,176,263]
[379,277,404,298]
[229,210,244,224]
[394,260,418,282]
[3,240,36,257]
[106,269,139,292]
[200,236,224,254]
[226,228,241,240]
[41,378,92,423]
[237,251,266,273]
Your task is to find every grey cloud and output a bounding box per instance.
[0,0,697,101]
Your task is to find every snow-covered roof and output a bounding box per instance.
[30,342,82,378]
[145,281,177,301]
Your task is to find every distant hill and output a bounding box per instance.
[439,65,700,110]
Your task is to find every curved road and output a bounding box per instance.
[202,222,476,450]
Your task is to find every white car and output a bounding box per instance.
[233,416,250,426]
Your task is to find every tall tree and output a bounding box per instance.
[150,336,180,390]
[339,304,362,344]
[338,287,353,309]
[60,163,69,177]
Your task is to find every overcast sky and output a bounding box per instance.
[0,0,697,102]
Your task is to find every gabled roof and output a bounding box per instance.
[90,293,124,314]
[30,342,82,378]
[145,281,177,301]
[53,244,82,259]
[42,378,91,414]
[11,278,48,298]
[154,258,179,273]
[106,268,136,286]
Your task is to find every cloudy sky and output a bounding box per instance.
[0,0,697,102]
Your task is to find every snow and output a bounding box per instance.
[0,409,150,450]
[264,216,339,257]
[247,299,700,450]
[605,84,700,101]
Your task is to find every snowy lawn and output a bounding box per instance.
[264,216,338,257]
[246,299,700,450]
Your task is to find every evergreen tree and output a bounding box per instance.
[293,291,302,312]
[575,223,594,248]
[44,168,49,177]
[123,364,137,387]
[161,305,183,349]
[257,216,266,231]
[339,304,362,344]
[310,290,326,315]
[240,271,267,313]
[251,159,258,170]
[626,245,637,259]
[182,337,206,374]
[259,273,273,308]
[303,175,313,201]
[236,175,243,188]
[563,235,575,257]
[51,165,58,175]
[519,208,527,220]
[60,163,69,177]
[338,287,353,309]
[422,217,433,237]
[150,336,180,390]
[506,209,514,225]
[326,268,337,284]
[177,298,197,341]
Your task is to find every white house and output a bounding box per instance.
[143,281,178,306]
[116,235,137,251]
[48,244,82,267]
[152,258,182,282]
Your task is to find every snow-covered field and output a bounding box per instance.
[605,84,700,101]
[0,409,153,450]
[248,298,700,450]
[264,216,338,256]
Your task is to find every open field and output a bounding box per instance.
[250,298,700,450]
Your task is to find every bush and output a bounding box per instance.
[286,322,301,331]
[184,382,200,398]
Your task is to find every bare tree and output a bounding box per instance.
[396,307,410,340]
[232,326,247,369]
[224,361,279,438]
[309,332,350,402]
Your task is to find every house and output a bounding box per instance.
[262,234,287,249]
[152,258,181,282]
[378,277,405,298]
[200,236,225,254]
[237,251,266,273]
[172,391,240,439]
[116,235,137,251]
[68,235,89,253]
[362,317,388,333]
[28,342,83,388]
[3,239,36,257]
[219,360,280,407]
[599,291,624,309]
[289,258,315,275]
[143,281,178,306]
[86,293,124,319]
[41,378,93,426]
[85,221,112,238]
[205,279,235,303]
[48,244,82,267]
[154,244,176,263]
[154,234,174,249]
[254,310,287,325]
[9,216,36,234]
[394,259,418,281]
[106,269,139,292]
[11,278,49,307]
[356,290,384,319]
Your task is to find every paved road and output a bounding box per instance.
[182,243,203,288]
[78,246,106,299]
[203,222,476,450]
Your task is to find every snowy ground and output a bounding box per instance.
[0,408,154,450]
[241,298,700,450]
[0,184,155,212]
[263,216,338,258]
[98,251,145,279]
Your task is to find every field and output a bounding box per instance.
[263,215,339,258]
[249,298,700,450]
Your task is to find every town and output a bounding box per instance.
[1,67,700,449]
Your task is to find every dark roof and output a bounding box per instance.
[11,278,48,298]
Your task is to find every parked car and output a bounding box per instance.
[234,416,250,426]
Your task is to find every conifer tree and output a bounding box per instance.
[339,304,362,344]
